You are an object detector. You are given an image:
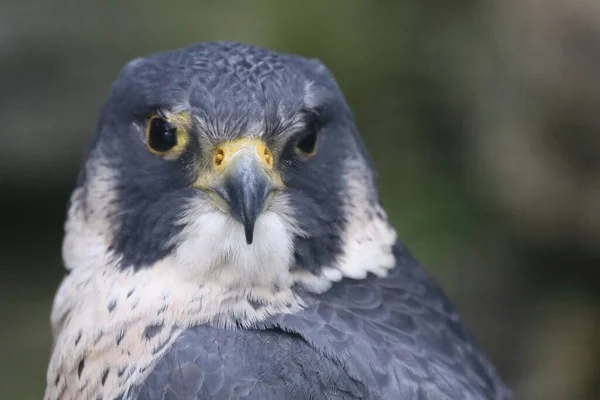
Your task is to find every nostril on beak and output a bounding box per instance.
[214,148,225,170]
[262,147,273,168]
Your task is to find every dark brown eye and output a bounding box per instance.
[295,128,318,156]
[147,116,177,153]
[144,113,190,159]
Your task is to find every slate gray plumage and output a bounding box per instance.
[131,244,509,400]
[45,41,511,400]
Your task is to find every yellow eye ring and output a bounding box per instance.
[145,114,189,159]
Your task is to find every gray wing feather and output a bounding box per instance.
[132,243,511,400]
[261,244,512,399]
[130,326,366,399]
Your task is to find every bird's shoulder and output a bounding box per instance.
[262,245,511,399]
[130,323,367,400]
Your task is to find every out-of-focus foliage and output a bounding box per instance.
[0,1,598,399]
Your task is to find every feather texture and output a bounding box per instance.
[131,244,511,400]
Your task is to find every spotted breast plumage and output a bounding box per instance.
[44,41,511,400]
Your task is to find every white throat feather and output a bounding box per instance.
[45,164,397,400]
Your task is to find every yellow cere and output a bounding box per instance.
[193,137,284,191]
[212,138,274,173]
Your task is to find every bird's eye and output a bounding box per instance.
[145,114,189,158]
[295,128,318,156]
[147,116,177,152]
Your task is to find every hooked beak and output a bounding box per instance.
[196,139,278,244]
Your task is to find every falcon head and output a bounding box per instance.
[63,41,396,297]
[55,41,396,334]
[47,41,398,399]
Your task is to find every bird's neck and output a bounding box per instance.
[47,193,308,399]
[46,183,397,399]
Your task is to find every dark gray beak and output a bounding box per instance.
[212,153,275,244]
[206,140,276,244]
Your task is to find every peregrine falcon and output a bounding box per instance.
[44,42,511,400]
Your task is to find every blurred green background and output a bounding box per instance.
[1,1,599,399]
